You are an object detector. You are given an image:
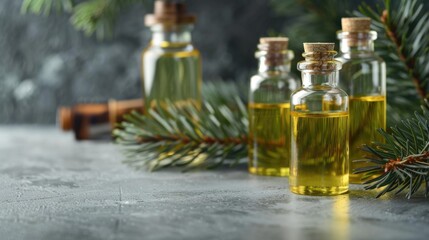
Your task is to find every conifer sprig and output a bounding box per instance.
[21,0,147,39]
[113,99,249,171]
[356,102,429,198]
[21,0,74,15]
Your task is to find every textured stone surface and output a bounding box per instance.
[1,126,429,240]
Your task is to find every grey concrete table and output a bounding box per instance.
[0,126,428,240]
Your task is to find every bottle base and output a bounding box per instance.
[290,185,348,196]
[249,167,289,177]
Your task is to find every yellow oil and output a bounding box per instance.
[142,43,202,112]
[290,111,349,195]
[248,103,291,177]
[349,95,386,183]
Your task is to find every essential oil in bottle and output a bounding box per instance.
[290,43,349,195]
[336,18,386,183]
[248,37,300,177]
[142,0,202,112]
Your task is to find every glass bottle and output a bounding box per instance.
[290,43,349,195]
[248,37,300,177]
[142,0,202,112]
[336,18,386,184]
[58,99,143,140]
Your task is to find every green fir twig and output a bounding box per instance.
[113,98,249,171]
[21,0,74,15]
[356,101,429,199]
[21,0,148,39]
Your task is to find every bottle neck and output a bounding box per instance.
[150,24,193,47]
[301,71,338,87]
[256,50,294,74]
[337,31,377,54]
[297,50,341,87]
[339,39,374,53]
[258,58,291,73]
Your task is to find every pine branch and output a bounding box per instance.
[71,0,145,39]
[113,98,249,171]
[357,0,429,123]
[21,0,148,39]
[356,101,429,198]
[380,9,426,99]
[21,0,74,14]
[71,0,116,39]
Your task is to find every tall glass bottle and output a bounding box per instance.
[336,18,386,184]
[248,37,300,177]
[142,0,202,112]
[290,43,349,195]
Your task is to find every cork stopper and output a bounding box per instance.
[260,37,289,50]
[341,17,371,32]
[299,42,340,73]
[257,37,292,66]
[303,42,334,53]
[145,0,196,26]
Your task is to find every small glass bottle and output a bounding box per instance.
[248,37,300,177]
[290,43,349,195]
[336,18,386,184]
[58,99,143,140]
[142,0,202,112]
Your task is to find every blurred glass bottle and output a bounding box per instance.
[336,18,386,184]
[290,43,349,196]
[58,99,143,140]
[142,0,202,112]
[248,37,300,177]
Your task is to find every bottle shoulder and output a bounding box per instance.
[250,73,300,90]
[251,72,299,83]
[336,53,385,64]
[291,86,348,112]
[143,43,199,56]
[291,86,348,100]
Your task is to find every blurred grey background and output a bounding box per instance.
[0,0,363,124]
